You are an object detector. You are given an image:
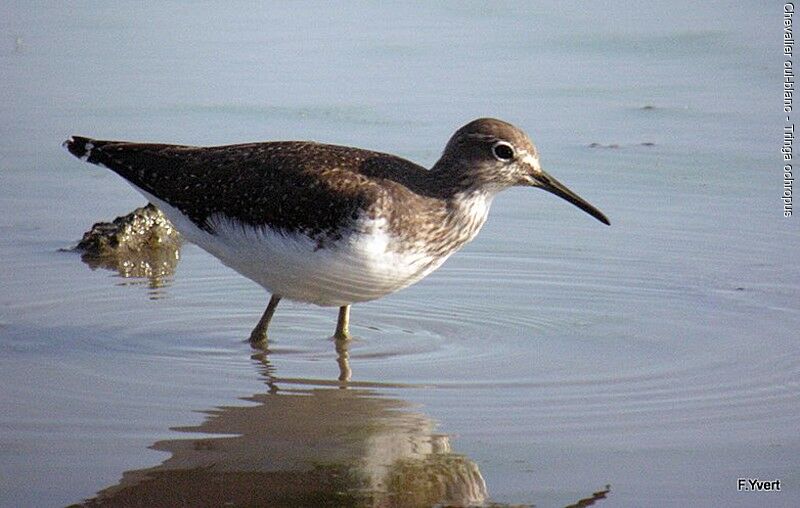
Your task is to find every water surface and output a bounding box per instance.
[1,2,796,507]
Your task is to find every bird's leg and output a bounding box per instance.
[334,305,351,340]
[249,294,281,344]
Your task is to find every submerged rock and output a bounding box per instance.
[69,203,182,283]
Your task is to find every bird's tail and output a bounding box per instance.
[62,136,108,162]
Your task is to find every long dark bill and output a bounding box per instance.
[535,170,610,225]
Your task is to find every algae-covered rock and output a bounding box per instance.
[70,203,182,282]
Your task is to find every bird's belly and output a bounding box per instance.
[143,192,446,306]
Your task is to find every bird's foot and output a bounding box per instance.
[334,305,351,341]
[333,329,351,341]
[248,325,269,347]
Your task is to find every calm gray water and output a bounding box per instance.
[1,2,797,507]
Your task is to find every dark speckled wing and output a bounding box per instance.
[64,137,431,239]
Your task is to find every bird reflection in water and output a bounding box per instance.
[73,341,488,507]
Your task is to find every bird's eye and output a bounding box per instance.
[492,141,515,161]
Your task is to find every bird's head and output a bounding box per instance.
[435,118,610,225]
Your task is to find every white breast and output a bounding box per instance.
[140,191,449,307]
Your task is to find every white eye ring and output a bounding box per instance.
[491,141,515,161]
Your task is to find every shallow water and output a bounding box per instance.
[1,2,797,507]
